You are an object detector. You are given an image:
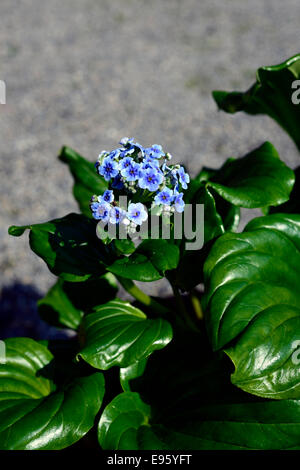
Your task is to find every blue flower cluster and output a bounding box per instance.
[91,138,190,232]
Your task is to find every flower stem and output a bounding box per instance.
[116,276,169,315]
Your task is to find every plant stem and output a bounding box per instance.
[116,276,169,315]
[190,290,204,320]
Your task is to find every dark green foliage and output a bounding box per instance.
[5,54,300,450]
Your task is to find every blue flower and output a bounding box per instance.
[119,156,134,172]
[98,156,119,181]
[90,201,111,222]
[174,193,185,213]
[161,161,168,172]
[109,206,126,224]
[127,203,148,225]
[177,166,190,189]
[120,137,134,147]
[131,142,145,156]
[138,168,164,191]
[97,150,108,160]
[154,187,174,206]
[145,144,165,159]
[108,149,121,160]
[90,202,99,211]
[111,174,124,190]
[141,156,160,171]
[121,147,135,158]
[94,139,188,226]
[122,142,145,160]
[119,138,144,153]
[100,190,114,203]
[121,161,140,181]
[173,182,180,195]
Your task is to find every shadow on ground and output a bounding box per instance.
[0,282,73,340]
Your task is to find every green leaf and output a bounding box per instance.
[107,240,180,282]
[113,238,136,255]
[203,213,300,399]
[120,360,148,392]
[144,398,300,450]
[9,213,111,282]
[175,141,293,291]
[0,338,105,450]
[192,184,225,242]
[78,299,173,370]
[99,331,300,450]
[38,273,118,329]
[59,146,107,217]
[174,184,224,291]
[107,254,161,282]
[269,166,300,214]
[38,279,83,329]
[205,142,295,208]
[192,171,241,231]
[136,240,180,273]
[213,193,240,232]
[213,54,300,150]
[98,392,150,450]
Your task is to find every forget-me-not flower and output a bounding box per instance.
[174,192,185,213]
[154,187,174,206]
[98,156,119,181]
[121,161,140,181]
[92,138,190,230]
[90,201,111,222]
[109,206,126,224]
[120,137,134,147]
[177,166,190,190]
[119,156,134,172]
[127,203,148,225]
[111,174,124,190]
[145,144,165,159]
[100,190,114,204]
[138,168,164,192]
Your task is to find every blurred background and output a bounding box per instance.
[1,0,300,336]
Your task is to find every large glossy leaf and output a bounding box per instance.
[0,338,105,450]
[213,54,300,150]
[202,142,295,208]
[141,398,300,450]
[175,142,293,291]
[107,240,180,282]
[203,213,300,399]
[9,213,112,282]
[192,184,225,241]
[188,174,240,233]
[176,143,281,291]
[78,300,173,370]
[98,392,150,450]
[98,331,300,450]
[120,360,148,393]
[38,279,83,330]
[269,166,300,214]
[113,238,136,255]
[213,194,240,232]
[174,184,225,291]
[38,274,118,329]
[59,146,107,217]
[187,142,293,230]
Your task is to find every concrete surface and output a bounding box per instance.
[1,0,300,311]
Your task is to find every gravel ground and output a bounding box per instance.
[1,0,300,327]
